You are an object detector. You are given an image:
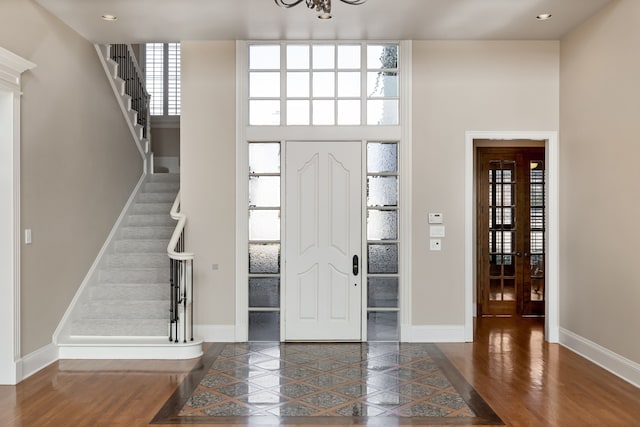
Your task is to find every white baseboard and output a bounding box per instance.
[194,324,236,342]
[58,337,203,360]
[559,328,640,388]
[405,324,466,342]
[17,343,58,382]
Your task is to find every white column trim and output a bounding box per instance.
[0,46,35,385]
[464,131,559,343]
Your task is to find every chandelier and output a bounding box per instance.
[274,0,367,20]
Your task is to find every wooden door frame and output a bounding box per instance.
[465,131,559,343]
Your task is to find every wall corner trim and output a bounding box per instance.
[559,327,640,388]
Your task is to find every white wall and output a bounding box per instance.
[560,0,640,364]
[411,41,560,326]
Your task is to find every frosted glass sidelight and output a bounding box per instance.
[250,45,280,69]
[367,311,398,341]
[250,72,280,97]
[249,143,280,173]
[312,45,335,69]
[249,210,280,241]
[367,210,397,240]
[287,72,310,97]
[249,277,280,308]
[367,277,399,308]
[367,45,398,69]
[249,100,280,126]
[249,176,280,207]
[367,176,398,207]
[368,243,398,274]
[338,45,361,69]
[367,72,398,98]
[249,311,280,341]
[287,44,310,69]
[337,100,360,125]
[367,143,397,173]
[249,244,280,274]
[367,99,399,125]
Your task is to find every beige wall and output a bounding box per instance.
[181,41,237,326]
[0,0,142,354]
[411,41,559,325]
[560,0,640,363]
[152,127,180,157]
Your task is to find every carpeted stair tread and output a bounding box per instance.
[90,283,169,301]
[120,226,174,239]
[107,253,169,268]
[149,173,180,183]
[114,239,168,253]
[98,268,170,284]
[127,214,175,227]
[77,300,168,319]
[138,192,176,203]
[143,182,180,193]
[131,202,173,214]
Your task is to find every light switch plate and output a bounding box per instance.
[430,225,445,237]
[428,212,443,224]
[430,238,442,251]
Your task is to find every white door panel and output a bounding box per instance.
[285,141,362,340]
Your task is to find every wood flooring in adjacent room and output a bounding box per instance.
[1,317,639,426]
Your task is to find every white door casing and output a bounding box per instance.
[285,141,362,340]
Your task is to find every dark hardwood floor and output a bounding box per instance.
[1,317,638,426]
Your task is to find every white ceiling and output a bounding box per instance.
[36,0,613,43]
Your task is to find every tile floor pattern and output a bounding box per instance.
[154,342,502,425]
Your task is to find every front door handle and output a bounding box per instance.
[353,255,359,276]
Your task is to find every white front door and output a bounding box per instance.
[285,141,362,340]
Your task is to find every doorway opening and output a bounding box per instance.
[476,145,545,318]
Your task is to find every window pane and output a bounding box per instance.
[367,311,398,341]
[249,210,280,241]
[367,72,398,98]
[367,99,399,125]
[313,72,335,97]
[167,43,181,115]
[249,176,280,207]
[146,43,164,116]
[249,277,280,308]
[368,277,399,308]
[313,45,335,69]
[287,72,310,97]
[338,45,361,69]
[250,45,280,69]
[249,143,280,173]
[250,72,280,98]
[249,311,280,341]
[367,45,398,69]
[367,143,398,173]
[287,100,310,125]
[250,100,280,125]
[287,44,310,69]
[312,100,335,125]
[368,243,398,274]
[338,72,360,97]
[337,100,360,125]
[367,176,398,207]
[367,210,398,240]
[249,244,280,274]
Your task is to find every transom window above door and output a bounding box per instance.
[248,43,400,126]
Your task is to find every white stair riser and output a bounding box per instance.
[90,284,169,301]
[114,239,167,253]
[107,253,168,268]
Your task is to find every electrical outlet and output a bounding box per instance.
[430,238,442,251]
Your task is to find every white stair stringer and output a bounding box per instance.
[56,173,203,360]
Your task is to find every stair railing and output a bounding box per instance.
[168,191,195,343]
[109,44,150,140]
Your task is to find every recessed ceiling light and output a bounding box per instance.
[536,13,552,21]
[101,14,118,22]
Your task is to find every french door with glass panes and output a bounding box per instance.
[476,147,545,317]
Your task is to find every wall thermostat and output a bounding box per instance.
[428,212,443,224]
